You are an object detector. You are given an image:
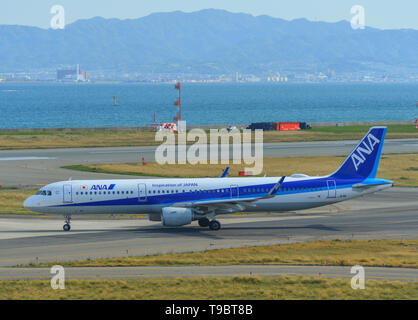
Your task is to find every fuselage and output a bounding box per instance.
[23,175,393,216]
[23,126,393,231]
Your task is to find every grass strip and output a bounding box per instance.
[0,189,38,214]
[29,239,418,269]
[0,125,416,150]
[63,153,418,187]
[1,276,416,300]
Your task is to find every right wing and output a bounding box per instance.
[171,176,286,214]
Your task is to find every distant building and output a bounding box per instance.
[57,64,87,82]
[267,74,288,82]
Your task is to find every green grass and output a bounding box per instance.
[30,239,418,269]
[1,276,416,300]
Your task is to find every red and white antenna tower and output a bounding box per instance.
[415,102,418,129]
[173,82,181,127]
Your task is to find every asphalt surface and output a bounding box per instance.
[1,265,417,282]
[0,187,416,276]
[0,138,417,187]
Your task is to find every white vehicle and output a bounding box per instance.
[24,127,392,231]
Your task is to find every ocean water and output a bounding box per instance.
[0,83,416,129]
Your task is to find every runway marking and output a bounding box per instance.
[89,150,155,154]
[0,157,56,161]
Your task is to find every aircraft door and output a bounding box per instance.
[326,180,337,198]
[138,183,147,201]
[63,184,73,203]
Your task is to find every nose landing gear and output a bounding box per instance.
[63,215,71,231]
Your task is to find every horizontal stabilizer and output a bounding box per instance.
[352,182,393,189]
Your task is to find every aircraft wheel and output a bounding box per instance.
[198,218,210,227]
[63,224,71,231]
[209,220,221,231]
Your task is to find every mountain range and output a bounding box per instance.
[0,9,417,75]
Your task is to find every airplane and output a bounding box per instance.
[24,127,393,231]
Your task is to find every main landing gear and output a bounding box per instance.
[209,220,221,231]
[198,218,221,231]
[63,215,71,231]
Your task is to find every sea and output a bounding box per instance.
[0,82,416,129]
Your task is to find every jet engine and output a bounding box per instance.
[161,207,194,226]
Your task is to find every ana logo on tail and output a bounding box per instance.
[351,133,380,171]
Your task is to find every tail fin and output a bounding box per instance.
[330,127,386,179]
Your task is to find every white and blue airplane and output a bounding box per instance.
[24,127,393,231]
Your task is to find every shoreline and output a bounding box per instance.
[0,120,414,133]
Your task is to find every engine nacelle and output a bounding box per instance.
[161,207,194,226]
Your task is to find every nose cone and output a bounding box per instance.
[24,196,41,212]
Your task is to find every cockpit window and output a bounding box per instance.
[36,190,52,196]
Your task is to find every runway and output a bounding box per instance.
[0,138,417,187]
[0,187,417,269]
[1,265,417,282]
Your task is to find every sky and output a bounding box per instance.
[1,0,417,30]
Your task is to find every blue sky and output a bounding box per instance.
[1,0,417,29]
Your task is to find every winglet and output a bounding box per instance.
[220,167,229,178]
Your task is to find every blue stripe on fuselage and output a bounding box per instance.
[51,177,364,208]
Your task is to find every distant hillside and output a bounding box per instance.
[0,9,417,74]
